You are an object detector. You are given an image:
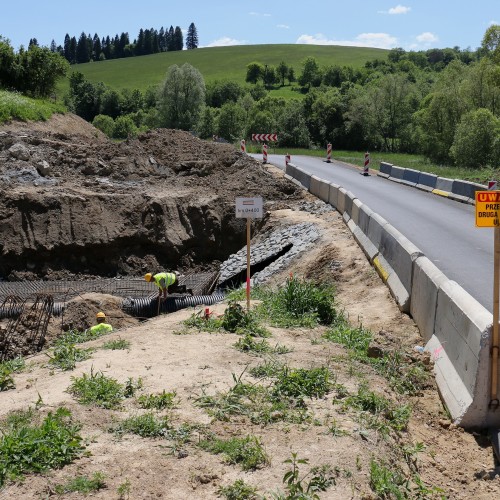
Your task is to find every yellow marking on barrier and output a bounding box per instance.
[373,256,389,282]
[432,189,450,197]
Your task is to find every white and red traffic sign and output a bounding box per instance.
[251,134,278,142]
[235,197,263,219]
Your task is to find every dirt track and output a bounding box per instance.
[0,114,500,498]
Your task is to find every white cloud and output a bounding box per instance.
[296,32,398,49]
[277,24,290,29]
[205,37,248,47]
[416,32,439,43]
[489,20,499,26]
[388,5,411,14]
[249,11,271,17]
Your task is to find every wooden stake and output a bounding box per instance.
[491,226,500,406]
[246,217,251,312]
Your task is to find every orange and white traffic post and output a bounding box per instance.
[326,143,332,163]
[262,144,268,164]
[362,152,370,176]
[240,139,246,153]
[285,153,291,167]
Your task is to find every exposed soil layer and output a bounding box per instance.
[0,115,300,280]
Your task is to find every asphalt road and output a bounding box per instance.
[257,153,494,313]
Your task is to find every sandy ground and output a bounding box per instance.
[1,205,500,499]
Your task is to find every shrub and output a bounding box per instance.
[92,114,115,137]
[113,115,137,139]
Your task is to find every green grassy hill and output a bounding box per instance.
[58,44,388,96]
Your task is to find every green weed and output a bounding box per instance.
[369,459,409,499]
[102,338,131,350]
[56,328,111,345]
[137,390,177,410]
[68,368,135,409]
[0,407,84,487]
[0,357,26,392]
[272,367,331,406]
[199,434,269,471]
[54,471,106,495]
[327,419,350,437]
[217,479,258,499]
[269,452,337,500]
[48,342,93,371]
[249,359,285,378]
[111,412,170,438]
[256,277,337,328]
[323,319,372,354]
[117,478,131,499]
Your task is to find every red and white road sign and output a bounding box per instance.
[326,143,332,162]
[489,181,498,190]
[252,134,278,142]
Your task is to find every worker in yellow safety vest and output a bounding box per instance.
[145,271,189,300]
[89,312,113,335]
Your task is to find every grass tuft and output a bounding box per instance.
[54,472,106,495]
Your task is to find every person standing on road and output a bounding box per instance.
[145,271,187,300]
[88,312,113,335]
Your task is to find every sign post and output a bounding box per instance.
[475,190,500,409]
[236,197,263,311]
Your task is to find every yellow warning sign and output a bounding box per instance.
[476,191,500,227]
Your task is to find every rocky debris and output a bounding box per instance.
[218,222,320,286]
[8,142,30,161]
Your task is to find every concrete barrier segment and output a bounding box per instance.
[373,254,410,312]
[309,175,322,198]
[430,280,498,428]
[337,187,347,214]
[294,167,312,190]
[411,256,449,343]
[417,171,438,190]
[318,179,330,204]
[352,225,379,262]
[366,212,389,249]
[328,182,340,209]
[358,203,374,235]
[389,165,405,181]
[452,179,486,200]
[344,190,356,217]
[435,176,454,193]
[379,224,423,296]
[379,162,392,178]
[343,212,351,224]
[351,199,363,226]
[401,168,420,187]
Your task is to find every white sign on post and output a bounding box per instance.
[235,197,263,219]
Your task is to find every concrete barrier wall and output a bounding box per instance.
[428,281,496,427]
[390,165,405,180]
[344,190,356,217]
[337,187,347,214]
[402,168,420,186]
[417,172,438,192]
[283,162,500,428]
[411,256,449,342]
[309,175,321,198]
[296,168,312,190]
[435,177,454,193]
[379,162,392,178]
[318,179,330,204]
[328,182,340,209]
[452,180,485,201]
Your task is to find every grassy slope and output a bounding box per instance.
[58,44,388,94]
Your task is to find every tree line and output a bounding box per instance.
[30,22,198,64]
[64,25,500,170]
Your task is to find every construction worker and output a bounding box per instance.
[88,312,113,335]
[145,271,185,300]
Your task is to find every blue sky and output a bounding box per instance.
[2,1,498,52]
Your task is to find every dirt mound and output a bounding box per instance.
[0,114,302,280]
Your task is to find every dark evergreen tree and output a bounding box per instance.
[69,36,77,64]
[103,36,111,59]
[28,38,38,48]
[113,35,120,58]
[186,22,198,49]
[50,39,57,53]
[158,27,166,52]
[136,28,145,55]
[119,32,129,57]
[63,34,71,61]
[174,26,183,51]
[76,32,90,63]
[92,34,102,61]
[167,26,175,51]
[143,29,152,54]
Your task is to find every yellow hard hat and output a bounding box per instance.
[144,273,153,282]
[96,312,106,319]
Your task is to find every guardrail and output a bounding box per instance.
[285,161,498,429]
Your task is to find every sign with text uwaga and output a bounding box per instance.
[475,191,500,227]
[235,197,263,219]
